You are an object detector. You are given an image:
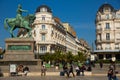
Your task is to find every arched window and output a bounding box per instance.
[106,33,110,40]
[40,7,47,12]
[42,25,45,30]
[41,34,45,41]
[40,46,47,53]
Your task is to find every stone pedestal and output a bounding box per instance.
[4,38,35,61]
[2,38,39,65]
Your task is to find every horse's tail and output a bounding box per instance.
[4,18,8,30]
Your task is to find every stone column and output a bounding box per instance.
[47,45,50,52]
[36,44,39,59]
[36,44,39,53]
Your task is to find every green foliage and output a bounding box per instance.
[40,51,87,63]
[66,51,73,62]
[77,51,86,62]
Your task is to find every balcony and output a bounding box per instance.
[40,29,48,34]
[34,20,53,24]
[104,28,111,31]
[38,41,55,44]
[96,17,113,22]
[96,39,115,43]
[96,28,102,33]
[105,47,111,50]
[102,39,115,43]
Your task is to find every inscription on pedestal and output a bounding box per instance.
[8,45,31,50]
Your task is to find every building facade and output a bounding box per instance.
[63,23,78,55]
[32,5,66,55]
[18,5,90,56]
[95,3,120,60]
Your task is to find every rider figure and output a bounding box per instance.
[16,4,28,26]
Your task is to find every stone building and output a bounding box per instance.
[95,3,120,61]
[18,5,90,56]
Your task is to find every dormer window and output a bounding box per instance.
[104,7,110,12]
[40,7,47,12]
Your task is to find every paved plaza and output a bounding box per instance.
[0,76,120,80]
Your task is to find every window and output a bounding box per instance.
[41,34,45,41]
[42,25,45,30]
[40,8,47,12]
[99,54,103,59]
[40,46,47,53]
[106,33,110,40]
[104,7,110,12]
[42,16,45,20]
[106,54,112,59]
[106,14,109,19]
[106,23,110,29]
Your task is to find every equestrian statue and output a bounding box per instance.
[4,4,35,37]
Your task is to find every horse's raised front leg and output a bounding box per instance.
[10,26,16,38]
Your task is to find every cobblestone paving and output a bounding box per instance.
[0,76,120,80]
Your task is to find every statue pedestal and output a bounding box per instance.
[4,38,34,61]
[2,38,39,65]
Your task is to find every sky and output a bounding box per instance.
[0,0,120,49]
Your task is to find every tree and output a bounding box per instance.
[77,51,86,62]
[66,51,74,63]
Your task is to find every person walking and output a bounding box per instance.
[68,64,75,77]
[63,64,69,77]
[107,68,113,80]
[41,65,47,76]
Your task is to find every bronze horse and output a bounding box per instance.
[4,14,35,37]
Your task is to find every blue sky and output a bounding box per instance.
[0,0,120,49]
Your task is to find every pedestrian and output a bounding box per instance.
[107,68,113,80]
[112,69,119,80]
[23,66,29,76]
[41,65,47,76]
[63,64,69,77]
[68,64,75,77]
[75,65,80,76]
[80,64,86,76]
[99,61,103,69]
[107,67,119,80]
